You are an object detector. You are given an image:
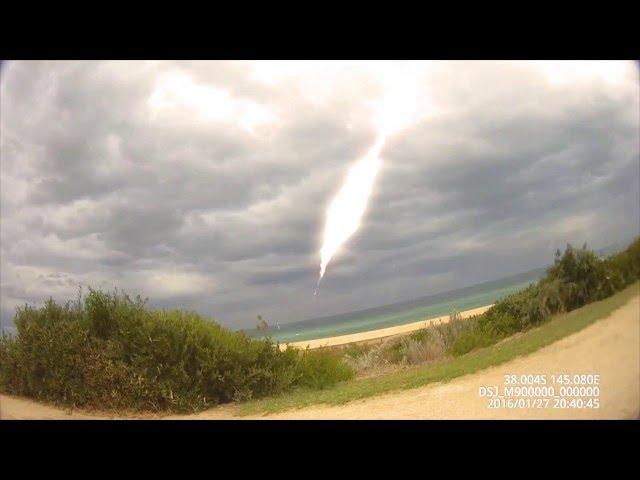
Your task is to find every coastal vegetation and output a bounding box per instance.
[450,237,640,355]
[340,237,640,375]
[1,237,638,414]
[239,282,639,415]
[0,290,352,412]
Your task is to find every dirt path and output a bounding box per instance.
[2,295,638,420]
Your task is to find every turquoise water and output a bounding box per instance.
[248,267,545,343]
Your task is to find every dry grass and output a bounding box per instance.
[342,310,480,375]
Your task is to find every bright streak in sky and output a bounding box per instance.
[318,135,385,283]
[314,61,637,292]
[316,65,426,292]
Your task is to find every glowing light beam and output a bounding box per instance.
[316,134,386,293]
[315,63,427,294]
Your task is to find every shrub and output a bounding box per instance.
[400,337,445,365]
[449,328,497,356]
[342,238,640,368]
[295,348,354,389]
[604,237,640,289]
[0,288,353,412]
[346,348,388,373]
[343,312,479,371]
[396,313,478,363]
[450,237,640,356]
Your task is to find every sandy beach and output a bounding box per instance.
[281,304,493,350]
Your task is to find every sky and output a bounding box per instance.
[1,60,638,332]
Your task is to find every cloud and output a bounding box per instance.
[1,60,638,330]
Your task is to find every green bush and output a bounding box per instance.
[0,289,353,412]
[295,348,354,389]
[604,238,640,289]
[449,328,497,357]
[450,237,640,356]
[340,238,640,367]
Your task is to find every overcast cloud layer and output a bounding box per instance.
[1,61,638,331]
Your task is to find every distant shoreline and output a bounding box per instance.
[281,304,493,350]
[248,267,547,343]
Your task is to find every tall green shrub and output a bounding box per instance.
[0,289,353,412]
[451,237,640,356]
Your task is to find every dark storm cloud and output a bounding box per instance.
[1,61,638,330]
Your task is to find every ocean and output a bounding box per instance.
[247,267,546,343]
